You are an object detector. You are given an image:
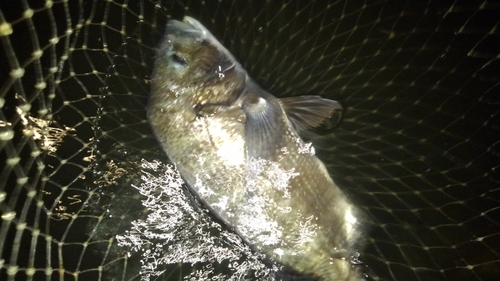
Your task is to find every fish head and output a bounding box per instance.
[152,17,246,108]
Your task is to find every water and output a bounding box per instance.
[0,1,499,280]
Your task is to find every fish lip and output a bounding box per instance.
[165,16,207,39]
[183,16,209,37]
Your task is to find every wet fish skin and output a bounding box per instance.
[148,16,364,281]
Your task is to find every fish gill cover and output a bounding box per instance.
[0,1,499,281]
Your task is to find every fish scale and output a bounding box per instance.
[148,16,363,281]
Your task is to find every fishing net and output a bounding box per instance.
[0,0,499,280]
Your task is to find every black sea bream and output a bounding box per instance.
[148,16,364,281]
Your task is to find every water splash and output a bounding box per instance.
[116,159,276,280]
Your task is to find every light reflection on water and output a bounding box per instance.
[115,159,275,281]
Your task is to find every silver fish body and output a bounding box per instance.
[148,16,364,281]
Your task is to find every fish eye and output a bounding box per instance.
[171,53,188,67]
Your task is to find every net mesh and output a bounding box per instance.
[0,0,499,280]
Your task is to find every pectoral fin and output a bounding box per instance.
[240,86,282,160]
[280,96,343,134]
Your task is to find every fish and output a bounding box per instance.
[148,16,364,281]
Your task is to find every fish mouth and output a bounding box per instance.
[183,16,209,36]
[166,16,209,39]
